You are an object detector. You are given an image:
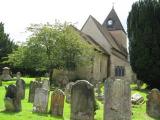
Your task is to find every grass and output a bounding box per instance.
[0,78,158,120]
[131,84,160,120]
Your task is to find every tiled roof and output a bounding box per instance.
[102,8,126,33]
[71,25,109,55]
[89,15,128,56]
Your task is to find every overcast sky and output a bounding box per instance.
[0,0,138,42]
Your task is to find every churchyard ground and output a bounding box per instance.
[0,77,157,120]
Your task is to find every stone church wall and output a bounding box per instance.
[52,52,109,85]
[110,54,133,83]
[81,16,111,54]
[76,52,108,85]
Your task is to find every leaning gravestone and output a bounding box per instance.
[146,88,160,118]
[70,80,95,120]
[65,82,74,103]
[4,84,21,112]
[1,67,12,81]
[50,89,65,116]
[16,79,25,99]
[28,80,43,102]
[104,78,131,120]
[33,88,49,113]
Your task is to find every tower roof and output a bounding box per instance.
[102,8,126,33]
[81,15,128,56]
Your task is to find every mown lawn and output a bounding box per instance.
[0,78,158,120]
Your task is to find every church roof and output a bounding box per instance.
[70,25,110,55]
[102,8,126,33]
[89,15,127,56]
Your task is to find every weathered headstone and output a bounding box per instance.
[1,67,12,81]
[45,72,49,78]
[104,78,131,120]
[52,69,69,87]
[96,82,102,95]
[16,79,25,99]
[33,88,49,113]
[70,80,95,120]
[131,93,144,105]
[35,77,41,82]
[42,79,50,90]
[65,82,74,103]
[50,89,65,116]
[136,80,143,90]
[146,88,160,118]
[96,82,104,101]
[16,72,21,80]
[28,80,43,102]
[4,84,21,112]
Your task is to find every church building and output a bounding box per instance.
[75,8,133,84]
[53,8,133,85]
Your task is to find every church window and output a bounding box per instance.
[115,66,125,77]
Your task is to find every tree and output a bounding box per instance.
[27,23,94,83]
[0,22,17,68]
[6,22,94,82]
[127,0,160,88]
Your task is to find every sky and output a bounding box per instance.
[0,0,138,42]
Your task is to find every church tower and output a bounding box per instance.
[102,8,127,49]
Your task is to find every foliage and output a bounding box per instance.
[0,22,17,68]
[6,22,94,79]
[27,23,94,70]
[127,0,160,88]
[5,45,47,72]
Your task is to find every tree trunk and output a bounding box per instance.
[49,68,54,86]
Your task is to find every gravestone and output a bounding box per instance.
[70,80,95,120]
[104,78,131,120]
[4,84,21,112]
[45,73,49,77]
[136,80,143,90]
[146,88,160,118]
[35,77,41,82]
[50,89,65,116]
[33,88,49,113]
[42,79,50,90]
[65,82,74,103]
[28,80,43,102]
[16,79,25,99]
[1,67,12,81]
[16,72,21,80]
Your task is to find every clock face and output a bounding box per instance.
[107,19,113,26]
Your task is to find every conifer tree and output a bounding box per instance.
[127,0,160,88]
[0,22,17,67]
